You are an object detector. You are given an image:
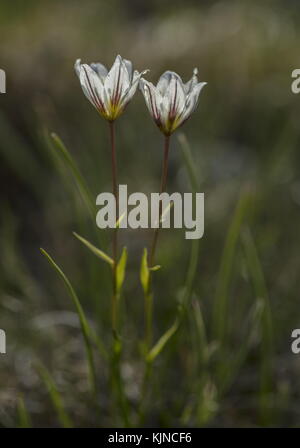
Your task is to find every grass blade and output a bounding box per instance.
[73,232,113,266]
[140,248,150,295]
[37,363,73,428]
[178,133,199,192]
[241,227,273,425]
[178,133,201,314]
[147,319,179,363]
[212,192,251,343]
[48,132,95,217]
[116,247,127,295]
[40,248,98,395]
[17,396,32,428]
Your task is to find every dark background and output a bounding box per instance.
[1,0,300,427]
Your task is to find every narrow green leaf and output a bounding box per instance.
[37,363,73,428]
[147,319,179,363]
[241,227,273,425]
[73,232,113,266]
[40,248,98,394]
[49,132,95,216]
[178,132,201,315]
[140,248,150,294]
[17,395,32,428]
[193,300,208,365]
[178,133,199,192]
[116,247,127,295]
[149,265,161,272]
[212,192,251,343]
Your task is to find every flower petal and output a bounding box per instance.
[121,69,149,105]
[90,62,108,83]
[167,73,186,119]
[157,71,173,96]
[180,82,207,123]
[184,68,199,94]
[123,57,133,80]
[76,62,108,115]
[74,59,82,77]
[105,55,130,104]
[139,78,161,122]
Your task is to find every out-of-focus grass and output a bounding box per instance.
[1,0,300,427]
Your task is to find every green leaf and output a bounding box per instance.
[241,228,273,425]
[149,265,161,272]
[40,248,98,394]
[212,192,251,343]
[73,232,113,266]
[147,319,179,363]
[17,395,32,428]
[37,363,73,428]
[178,132,201,315]
[178,132,199,192]
[193,300,208,365]
[48,132,95,217]
[140,248,150,294]
[116,247,127,295]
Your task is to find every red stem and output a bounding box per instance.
[149,135,170,266]
[109,121,119,332]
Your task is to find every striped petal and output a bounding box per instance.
[121,69,149,106]
[76,61,108,116]
[90,62,108,83]
[105,55,130,104]
[184,68,199,94]
[139,78,161,123]
[167,73,186,119]
[75,56,148,121]
[140,68,207,135]
[180,82,207,124]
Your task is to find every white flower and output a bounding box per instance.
[75,55,148,121]
[139,69,207,135]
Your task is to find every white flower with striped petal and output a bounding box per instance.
[75,55,148,121]
[140,69,207,135]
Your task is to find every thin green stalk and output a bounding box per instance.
[137,360,153,426]
[145,135,171,348]
[145,290,153,351]
[108,122,130,427]
[138,135,170,425]
[111,338,131,427]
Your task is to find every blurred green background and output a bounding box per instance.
[1,0,300,427]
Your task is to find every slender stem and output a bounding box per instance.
[139,135,171,422]
[145,134,171,348]
[109,121,119,333]
[149,135,170,267]
[144,289,153,351]
[137,360,153,426]
[108,122,130,426]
